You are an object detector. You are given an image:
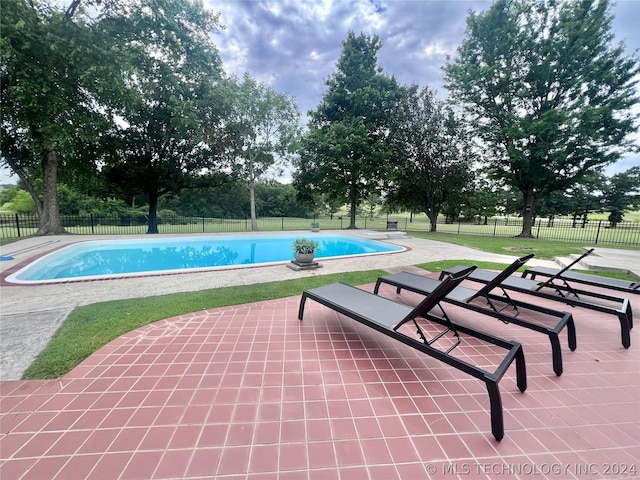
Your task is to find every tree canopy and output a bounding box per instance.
[445,0,639,237]
[225,73,301,231]
[295,31,404,229]
[1,0,123,234]
[100,0,229,233]
[1,0,239,235]
[386,86,472,231]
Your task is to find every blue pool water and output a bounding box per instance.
[7,234,404,284]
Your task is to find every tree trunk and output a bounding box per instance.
[348,186,357,229]
[147,191,159,234]
[249,181,258,231]
[14,168,43,218]
[426,207,438,232]
[518,186,536,238]
[36,149,66,236]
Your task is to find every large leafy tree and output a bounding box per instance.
[295,32,403,229]
[601,167,640,227]
[445,0,639,237]
[1,0,122,235]
[226,74,301,231]
[101,1,230,234]
[386,86,472,232]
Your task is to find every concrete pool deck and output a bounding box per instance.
[0,231,636,381]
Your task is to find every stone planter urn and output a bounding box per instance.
[295,251,316,264]
[290,237,320,269]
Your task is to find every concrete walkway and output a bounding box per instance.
[0,232,636,381]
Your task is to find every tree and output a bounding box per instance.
[226,74,300,231]
[536,173,604,226]
[386,86,472,232]
[461,176,504,225]
[254,181,310,218]
[445,0,639,237]
[295,32,403,229]
[100,1,229,234]
[1,0,122,235]
[601,167,640,227]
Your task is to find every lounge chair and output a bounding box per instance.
[521,248,639,296]
[374,254,576,376]
[298,266,527,442]
[441,260,632,349]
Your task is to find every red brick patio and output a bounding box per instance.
[1,279,638,479]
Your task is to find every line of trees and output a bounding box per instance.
[1,0,638,237]
[0,180,314,219]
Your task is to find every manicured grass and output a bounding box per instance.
[22,270,387,379]
[407,231,640,258]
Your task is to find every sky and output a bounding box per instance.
[1,0,638,184]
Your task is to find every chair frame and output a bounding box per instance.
[375,255,575,377]
[298,267,527,442]
[443,259,632,349]
[522,248,639,296]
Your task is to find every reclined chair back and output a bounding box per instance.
[534,248,594,291]
[470,253,535,301]
[395,265,477,330]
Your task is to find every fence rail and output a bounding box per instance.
[1,213,638,246]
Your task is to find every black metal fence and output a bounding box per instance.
[1,213,639,246]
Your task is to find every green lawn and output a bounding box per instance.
[408,231,640,257]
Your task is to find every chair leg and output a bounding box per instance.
[549,333,563,376]
[485,380,504,442]
[567,317,577,351]
[298,294,308,320]
[515,344,527,393]
[618,311,631,349]
[624,300,633,329]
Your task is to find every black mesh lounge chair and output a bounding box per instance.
[298,266,527,442]
[521,248,640,296]
[442,258,633,349]
[374,254,576,376]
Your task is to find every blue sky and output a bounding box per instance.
[2,0,638,184]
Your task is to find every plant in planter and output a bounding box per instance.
[292,237,319,264]
[311,221,320,232]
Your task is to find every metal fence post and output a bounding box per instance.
[15,213,21,238]
[595,220,602,244]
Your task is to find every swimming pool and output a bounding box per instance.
[6,234,405,284]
